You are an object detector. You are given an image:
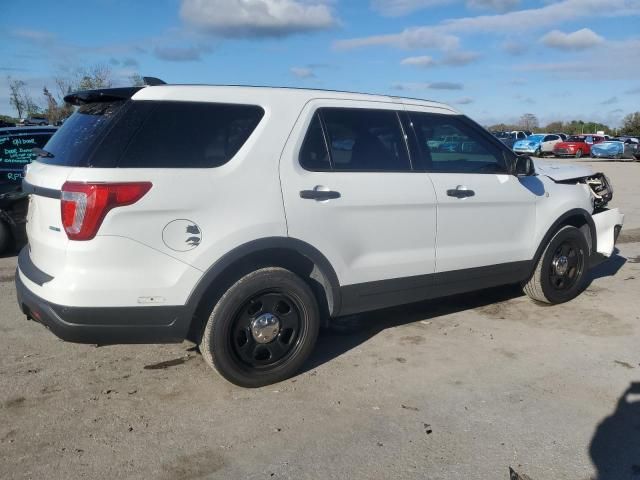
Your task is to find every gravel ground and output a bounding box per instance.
[1,159,639,480]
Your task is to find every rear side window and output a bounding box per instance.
[118,102,264,168]
[320,108,411,172]
[0,131,54,183]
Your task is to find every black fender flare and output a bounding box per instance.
[184,237,342,332]
[530,208,597,276]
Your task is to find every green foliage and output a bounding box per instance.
[620,112,640,135]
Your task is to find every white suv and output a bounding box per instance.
[16,84,624,387]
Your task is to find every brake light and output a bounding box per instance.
[61,182,152,240]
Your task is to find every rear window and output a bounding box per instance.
[39,100,264,168]
[40,101,125,167]
[0,131,55,184]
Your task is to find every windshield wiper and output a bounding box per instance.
[32,147,54,158]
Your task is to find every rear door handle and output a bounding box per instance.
[446,186,475,198]
[300,188,341,201]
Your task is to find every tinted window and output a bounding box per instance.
[320,108,410,171]
[41,101,125,167]
[119,102,264,168]
[517,132,526,139]
[0,132,54,184]
[299,113,330,170]
[408,112,508,174]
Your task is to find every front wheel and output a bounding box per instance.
[575,149,583,158]
[523,225,589,304]
[200,267,320,387]
[535,147,542,157]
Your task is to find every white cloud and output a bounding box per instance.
[335,28,460,51]
[392,81,463,91]
[441,50,480,65]
[626,86,640,94]
[540,28,604,50]
[400,55,437,67]
[290,66,315,78]
[454,97,474,104]
[371,0,520,16]
[371,0,452,16]
[339,0,640,50]
[466,0,519,12]
[180,0,337,37]
[401,51,480,67]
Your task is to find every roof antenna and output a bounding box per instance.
[142,77,166,86]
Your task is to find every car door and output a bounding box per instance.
[542,134,559,153]
[279,101,438,310]
[404,110,538,274]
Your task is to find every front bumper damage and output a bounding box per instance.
[592,208,624,257]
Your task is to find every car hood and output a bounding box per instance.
[533,159,593,181]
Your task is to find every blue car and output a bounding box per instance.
[513,133,563,157]
[591,140,639,159]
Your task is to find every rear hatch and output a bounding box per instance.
[23,97,134,277]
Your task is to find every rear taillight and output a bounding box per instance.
[61,182,152,240]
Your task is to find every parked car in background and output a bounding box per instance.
[0,120,16,128]
[0,126,57,253]
[591,138,640,159]
[499,131,528,149]
[513,133,562,157]
[552,134,605,158]
[19,116,48,126]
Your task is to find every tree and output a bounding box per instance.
[544,121,564,133]
[8,77,27,118]
[129,73,145,87]
[519,113,539,131]
[620,112,640,135]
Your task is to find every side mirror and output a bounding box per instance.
[514,155,536,177]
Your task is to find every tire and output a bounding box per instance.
[535,148,541,157]
[200,267,320,387]
[523,225,589,304]
[0,221,11,255]
[575,149,583,158]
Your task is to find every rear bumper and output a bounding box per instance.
[16,249,192,345]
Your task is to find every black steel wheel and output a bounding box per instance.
[548,239,585,292]
[523,225,589,304]
[230,291,303,369]
[200,267,320,387]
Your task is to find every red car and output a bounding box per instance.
[552,134,605,158]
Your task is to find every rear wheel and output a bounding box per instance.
[200,267,320,387]
[523,225,589,304]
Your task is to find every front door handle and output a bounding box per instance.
[300,188,341,200]
[446,186,475,198]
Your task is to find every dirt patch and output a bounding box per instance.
[162,450,225,480]
[618,228,640,245]
[2,397,25,409]
[614,360,635,369]
[399,336,426,345]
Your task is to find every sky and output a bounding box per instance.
[2,0,640,127]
